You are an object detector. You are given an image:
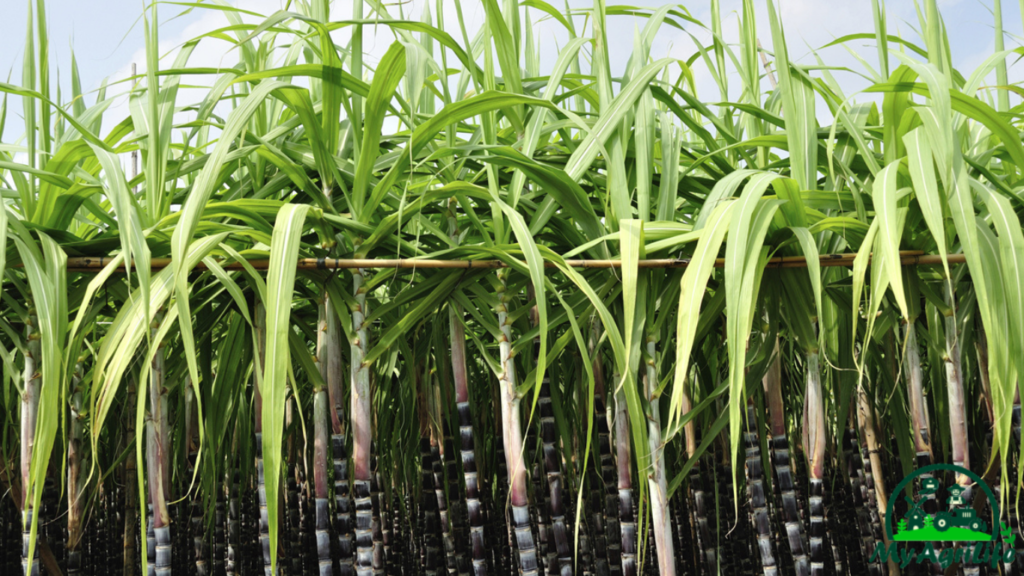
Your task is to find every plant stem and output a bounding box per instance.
[496,269,538,576]
[643,338,674,576]
[21,314,40,576]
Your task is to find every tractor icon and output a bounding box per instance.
[934,485,987,533]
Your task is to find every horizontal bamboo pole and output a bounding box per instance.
[62,251,966,273]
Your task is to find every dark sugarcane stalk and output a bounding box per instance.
[381,484,393,576]
[642,339,673,576]
[112,485,124,576]
[588,471,609,576]
[124,373,140,576]
[21,312,41,576]
[68,359,85,576]
[147,310,172,576]
[683,381,715,576]
[96,484,107,575]
[324,290,354,576]
[539,378,572,576]
[824,464,845,574]
[314,298,335,576]
[526,292,571,576]
[351,259,375,576]
[803,351,827,576]
[254,300,274,576]
[215,474,226,576]
[763,343,809,576]
[714,437,741,576]
[450,295,485,573]
[583,334,609,576]
[495,269,538,576]
[843,413,881,576]
[855,366,895,576]
[589,346,620,576]
[433,439,457,576]
[744,395,777,576]
[227,449,240,576]
[302,476,316,576]
[314,387,334,576]
[493,435,512,576]
[383,493,396,576]
[441,431,468,576]
[445,203,474,576]
[533,461,552,576]
[370,446,385,576]
[603,406,621,576]
[286,397,300,575]
[421,437,442,576]
[670,485,695,576]
[613,372,636,576]
[187,385,207,576]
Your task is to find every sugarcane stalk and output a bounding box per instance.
[744,393,776,576]
[763,341,809,576]
[124,373,140,576]
[21,313,40,576]
[450,296,488,576]
[856,366,896,576]
[314,387,334,576]
[524,291,571,576]
[433,432,457,576]
[643,338,674,576]
[844,412,882,576]
[803,352,827,576]
[323,292,354,576]
[68,359,85,576]
[904,322,932,466]
[314,298,336,576]
[903,321,944,576]
[186,385,207,576]
[421,435,442,576]
[147,310,172,576]
[612,372,636,576]
[285,405,303,576]
[940,285,979,576]
[585,333,613,576]
[215,470,227,576]
[681,372,714,576]
[227,424,240,576]
[530,458,549,576]
[370,445,386,576]
[254,300,274,576]
[942,286,970,479]
[351,258,375,576]
[495,269,539,576]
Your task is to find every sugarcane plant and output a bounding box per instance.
[2,0,1024,575]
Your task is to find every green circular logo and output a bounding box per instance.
[886,463,1001,543]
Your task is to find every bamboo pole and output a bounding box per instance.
[62,250,965,272]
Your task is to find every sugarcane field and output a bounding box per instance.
[2,0,1024,574]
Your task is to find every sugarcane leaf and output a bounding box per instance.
[261,203,311,573]
[667,200,735,435]
[352,40,406,217]
[872,160,909,319]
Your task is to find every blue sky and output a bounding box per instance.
[1,0,1020,142]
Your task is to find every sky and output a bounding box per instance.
[0,0,1020,144]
